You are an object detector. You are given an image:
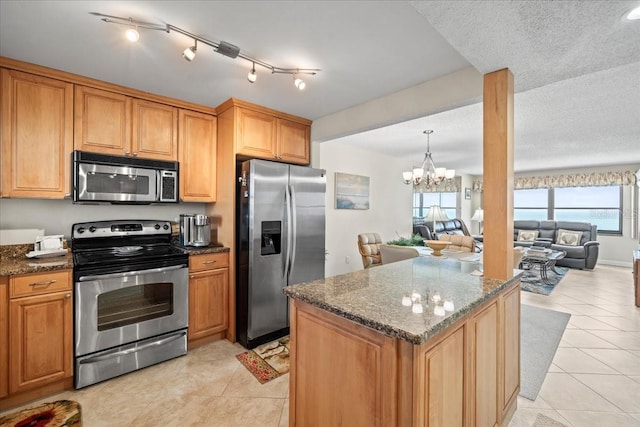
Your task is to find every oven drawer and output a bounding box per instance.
[11,270,72,298]
[189,252,229,272]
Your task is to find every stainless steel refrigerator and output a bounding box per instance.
[236,159,326,349]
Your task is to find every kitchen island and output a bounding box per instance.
[283,256,522,427]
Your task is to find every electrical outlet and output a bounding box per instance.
[345,256,350,264]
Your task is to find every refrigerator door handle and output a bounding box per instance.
[284,184,293,282]
[289,184,298,281]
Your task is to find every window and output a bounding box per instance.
[513,185,622,234]
[413,192,457,219]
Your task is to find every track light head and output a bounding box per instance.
[182,40,197,62]
[125,28,139,42]
[247,63,257,83]
[294,75,306,90]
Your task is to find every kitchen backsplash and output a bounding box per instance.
[0,198,206,238]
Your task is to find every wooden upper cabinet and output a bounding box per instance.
[74,85,131,155]
[217,99,311,165]
[236,107,277,159]
[132,99,178,161]
[277,118,310,164]
[75,86,178,161]
[179,109,217,202]
[1,68,73,198]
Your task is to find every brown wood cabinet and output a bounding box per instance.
[1,68,73,198]
[179,110,217,202]
[289,280,521,427]
[7,270,73,394]
[75,85,178,161]
[188,253,229,344]
[217,98,311,165]
[0,276,8,399]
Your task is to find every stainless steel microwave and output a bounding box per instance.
[72,151,178,204]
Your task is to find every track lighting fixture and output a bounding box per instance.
[182,40,197,62]
[247,63,257,83]
[294,75,306,90]
[90,12,321,89]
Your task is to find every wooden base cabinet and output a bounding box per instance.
[1,68,73,198]
[6,270,73,396]
[188,253,229,344]
[289,280,521,427]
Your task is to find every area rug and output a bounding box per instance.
[520,266,568,295]
[236,335,290,384]
[0,400,81,426]
[533,413,569,426]
[520,304,571,400]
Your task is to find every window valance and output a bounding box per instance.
[414,177,461,193]
[472,170,637,192]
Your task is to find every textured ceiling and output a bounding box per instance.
[0,1,639,174]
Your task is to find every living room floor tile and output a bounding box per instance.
[552,348,617,374]
[507,408,571,427]
[548,363,563,373]
[588,330,640,350]
[581,348,640,375]
[590,315,640,331]
[559,329,618,349]
[557,410,640,427]
[538,373,620,412]
[572,374,640,413]
[568,315,621,331]
[559,304,624,316]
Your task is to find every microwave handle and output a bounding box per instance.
[78,264,187,282]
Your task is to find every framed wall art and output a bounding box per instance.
[465,188,471,200]
[335,172,370,210]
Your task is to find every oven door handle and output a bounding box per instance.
[78,264,187,282]
[78,330,187,364]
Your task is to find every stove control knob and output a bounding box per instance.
[89,226,97,233]
[154,224,161,230]
[77,227,85,234]
[163,224,170,230]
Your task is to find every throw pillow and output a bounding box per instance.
[517,230,539,242]
[556,229,582,246]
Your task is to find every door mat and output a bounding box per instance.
[520,266,568,295]
[236,336,290,384]
[0,400,81,426]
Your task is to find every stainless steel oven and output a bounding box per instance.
[72,220,189,389]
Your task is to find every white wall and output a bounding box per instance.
[0,199,205,241]
[314,141,413,276]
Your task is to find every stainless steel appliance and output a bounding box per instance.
[72,151,178,204]
[179,214,211,247]
[71,220,189,389]
[237,159,326,349]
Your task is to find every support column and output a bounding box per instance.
[482,69,514,280]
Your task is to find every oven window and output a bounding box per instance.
[97,283,173,331]
[87,171,151,195]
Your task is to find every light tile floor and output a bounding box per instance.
[1,265,639,426]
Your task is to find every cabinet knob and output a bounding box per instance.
[132,152,138,157]
[202,260,216,265]
[124,150,131,156]
[65,293,71,299]
[189,274,194,279]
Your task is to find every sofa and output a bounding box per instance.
[513,220,599,270]
[413,218,471,241]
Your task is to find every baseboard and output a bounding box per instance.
[597,260,633,268]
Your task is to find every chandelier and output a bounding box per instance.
[402,130,455,186]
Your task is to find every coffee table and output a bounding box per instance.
[520,248,567,285]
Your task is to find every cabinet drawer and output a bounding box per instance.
[189,252,229,272]
[10,270,72,298]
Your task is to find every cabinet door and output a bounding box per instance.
[188,268,228,341]
[74,85,131,156]
[179,110,217,202]
[0,276,7,398]
[132,99,178,161]
[1,69,73,198]
[277,119,310,165]
[501,285,520,416]
[473,302,499,427]
[9,290,73,393]
[236,108,277,159]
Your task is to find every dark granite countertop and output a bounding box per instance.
[0,243,230,276]
[284,256,523,345]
